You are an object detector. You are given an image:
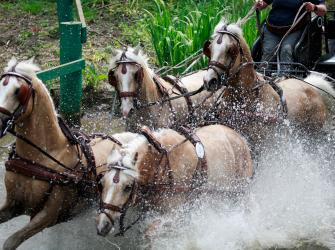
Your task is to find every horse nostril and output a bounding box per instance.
[208,78,217,86]
[206,78,219,92]
[97,220,112,237]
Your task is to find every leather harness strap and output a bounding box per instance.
[0,72,33,86]
[176,126,208,188]
[140,126,168,154]
[140,126,208,192]
[5,116,123,189]
[5,158,85,185]
[163,75,194,114]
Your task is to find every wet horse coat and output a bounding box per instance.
[0,58,128,250]
[203,19,335,146]
[108,46,221,131]
[96,124,253,236]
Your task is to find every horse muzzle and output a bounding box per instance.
[204,78,222,92]
[96,213,115,237]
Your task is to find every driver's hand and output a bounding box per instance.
[255,0,268,10]
[305,2,316,12]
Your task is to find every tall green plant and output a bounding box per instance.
[145,0,266,74]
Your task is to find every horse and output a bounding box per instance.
[96,124,253,236]
[202,19,335,146]
[0,58,134,250]
[108,46,221,131]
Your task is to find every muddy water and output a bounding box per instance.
[0,110,334,249]
[0,111,142,250]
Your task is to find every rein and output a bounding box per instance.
[98,126,208,236]
[205,29,289,122]
[140,126,208,191]
[135,85,205,109]
[108,48,206,110]
[8,129,78,172]
[0,71,125,191]
[263,3,309,65]
[97,160,142,237]
[207,28,248,89]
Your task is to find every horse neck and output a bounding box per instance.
[139,68,162,103]
[15,79,68,158]
[232,38,257,90]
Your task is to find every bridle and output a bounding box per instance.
[97,163,138,236]
[0,70,34,137]
[108,48,144,103]
[97,126,208,236]
[204,26,246,89]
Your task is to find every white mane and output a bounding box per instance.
[107,134,148,179]
[212,18,243,38]
[107,128,173,179]
[5,57,40,79]
[109,47,154,76]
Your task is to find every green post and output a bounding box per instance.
[57,0,73,22]
[59,21,83,127]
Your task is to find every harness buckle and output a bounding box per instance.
[1,116,14,137]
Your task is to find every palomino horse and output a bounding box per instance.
[203,19,335,145]
[0,58,134,250]
[96,124,253,236]
[108,46,221,131]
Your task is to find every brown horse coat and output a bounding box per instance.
[0,69,120,250]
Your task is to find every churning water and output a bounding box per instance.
[148,135,335,250]
[0,110,334,250]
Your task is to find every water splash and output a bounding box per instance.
[148,138,335,250]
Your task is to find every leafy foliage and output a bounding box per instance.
[83,62,107,89]
[145,0,267,74]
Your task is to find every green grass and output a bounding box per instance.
[0,0,267,89]
[144,0,267,74]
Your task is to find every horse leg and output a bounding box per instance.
[2,186,65,250]
[0,199,20,224]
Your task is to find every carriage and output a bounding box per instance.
[252,10,335,78]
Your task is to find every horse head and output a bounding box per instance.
[203,19,246,92]
[96,146,140,236]
[0,57,40,137]
[108,45,149,117]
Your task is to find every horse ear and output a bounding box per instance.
[203,40,211,58]
[26,57,35,64]
[133,44,141,55]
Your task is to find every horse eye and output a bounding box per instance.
[14,88,20,96]
[124,185,132,193]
